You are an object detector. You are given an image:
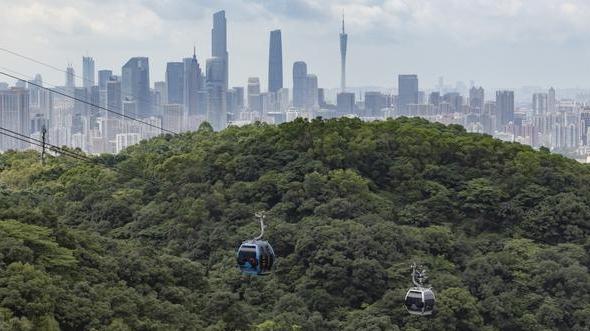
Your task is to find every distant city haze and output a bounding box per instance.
[2,0,590,89]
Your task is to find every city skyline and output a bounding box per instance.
[3,1,590,90]
[3,3,590,161]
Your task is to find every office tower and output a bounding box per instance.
[429,92,441,107]
[443,92,463,113]
[233,86,245,111]
[162,104,184,133]
[247,77,261,112]
[496,90,514,127]
[98,70,112,91]
[268,30,283,93]
[212,10,228,90]
[122,57,151,117]
[66,64,75,89]
[72,87,88,134]
[154,81,166,113]
[226,88,239,119]
[532,93,548,115]
[184,48,204,118]
[580,111,590,145]
[82,56,95,88]
[293,61,307,108]
[469,86,484,112]
[318,88,326,108]
[166,62,184,105]
[206,57,227,131]
[398,75,418,115]
[306,74,318,109]
[97,70,113,108]
[0,88,30,151]
[27,74,42,109]
[106,77,121,128]
[548,87,556,112]
[340,15,348,92]
[278,88,290,112]
[365,92,387,117]
[337,92,355,114]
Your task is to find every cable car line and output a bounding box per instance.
[0,47,161,120]
[0,70,178,135]
[0,126,161,185]
[0,65,149,122]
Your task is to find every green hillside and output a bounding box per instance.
[0,117,589,330]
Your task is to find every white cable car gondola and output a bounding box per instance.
[404,263,436,316]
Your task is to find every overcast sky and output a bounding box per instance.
[1,0,590,91]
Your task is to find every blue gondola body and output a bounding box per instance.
[237,240,275,276]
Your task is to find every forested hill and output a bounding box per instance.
[1,117,589,331]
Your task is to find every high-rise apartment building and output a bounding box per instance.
[496,90,515,127]
[469,86,484,112]
[0,88,30,151]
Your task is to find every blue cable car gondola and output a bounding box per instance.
[405,263,436,316]
[237,212,275,276]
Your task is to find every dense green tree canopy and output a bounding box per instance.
[0,117,589,330]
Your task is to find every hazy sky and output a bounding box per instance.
[1,0,590,91]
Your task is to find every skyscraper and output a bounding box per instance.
[184,48,204,118]
[82,56,95,88]
[398,75,418,115]
[66,64,75,89]
[305,74,318,109]
[98,70,113,91]
[0,88,30,151]
[496,90,514,127]
[469,86,484,112]
[166,62,184,105]
[533,93,548,115]
[337,92,355,115]
[293,61,307,108]
[233,86,245,112]
[97,70,112,108]
[206,57,227,131]
[212,10,228,90]
[340,15,348,92]
[248,77,261,112]
[122,57,151,117]
[548,87,556,112]
[268,29,283,93]
[365,92,387,117]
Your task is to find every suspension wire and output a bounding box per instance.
[0,128,91,162]
[0,65,149,122]
[254,211,266,241]
[0,70,178,135]
[0,126,161,185]
[0,47,163,120]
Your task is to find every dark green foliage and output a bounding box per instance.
[0,117,589,330]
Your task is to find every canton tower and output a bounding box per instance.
[339,15,348,92]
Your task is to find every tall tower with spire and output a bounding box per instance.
[339,14,348,92]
